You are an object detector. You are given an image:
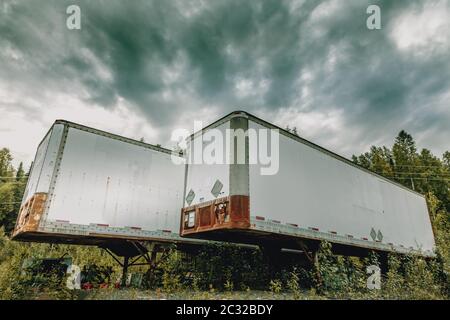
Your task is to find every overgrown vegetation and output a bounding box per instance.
[0,129,449,300]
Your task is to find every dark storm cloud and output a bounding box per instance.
[1,0,449,158]
[73,0,313,123]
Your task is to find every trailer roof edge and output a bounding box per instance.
[188,110,425,198]
[53,119,181,157]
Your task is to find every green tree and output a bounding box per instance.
[392,130,419,189]
[0,149,15,233]
[353,131,450,211]
[0,151,28,234]
[443,151,450,169]
[15,162,25,181]
[0,183,15,233]
[11,162,28,232]
[0,148,14,183]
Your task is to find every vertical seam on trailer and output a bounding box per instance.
[33,130,53,197]
[229,116,250,196]
[20,147,38,204]
[39,124,69,230]
[246,118,250,215]
[182,160,189,211]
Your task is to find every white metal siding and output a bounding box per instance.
[248,120,435,253]
[46,127,186,233]
[184,122,230,206]
[22,124,64,203]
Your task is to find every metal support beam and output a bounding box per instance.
[100,241,175,288]
[296,240,314,263]
[104,248,124,267]
[121,256,129,287]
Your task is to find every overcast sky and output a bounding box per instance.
[1,0,449,168]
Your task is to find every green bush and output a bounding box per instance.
[0,228,121,299]
[287,268,301,299]
[269,279,282,294]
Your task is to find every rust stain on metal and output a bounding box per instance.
[13,193,48,237]
[180,195,250,236]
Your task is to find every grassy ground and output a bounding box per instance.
[86,289,296,300]
[29,288,318,300]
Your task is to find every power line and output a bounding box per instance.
[378,177,450,181]
[0,177,28,179]
[391,165,448,168]
[356,165,450,169]
[0,182,27,185]
[372,172,450,176]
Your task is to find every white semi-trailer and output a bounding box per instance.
[180,111,435,258]
[13,112,435,260]
[13,120,201,249]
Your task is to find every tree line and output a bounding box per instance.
[0,148,28,234]
[352,130,450,212]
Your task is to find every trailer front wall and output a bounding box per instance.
[248,120,435,253]
[182,117,252,236]
[14,124,64,235]
[184,122,231,207]
[22,124,64,203]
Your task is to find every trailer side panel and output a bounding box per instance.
[248,119,434,254]
[14,121,201,245]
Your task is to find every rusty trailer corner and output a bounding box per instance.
[181,195,250,237]
[13,192,48,237]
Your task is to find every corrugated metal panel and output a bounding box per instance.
[180,111,435,257]
[248,119,435,254]
[14,120,203,245]
[21,131,51,204]
[22,124,64,203]
[46,126,185,232]
[184,122,231,206]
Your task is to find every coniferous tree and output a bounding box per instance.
[0,148,14,183]
[443,151,450,169]
[15,162,24,181]
[0,153,28,234]
[392,130,418,189]
[0,149,15,233]
[11,162,28,232]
